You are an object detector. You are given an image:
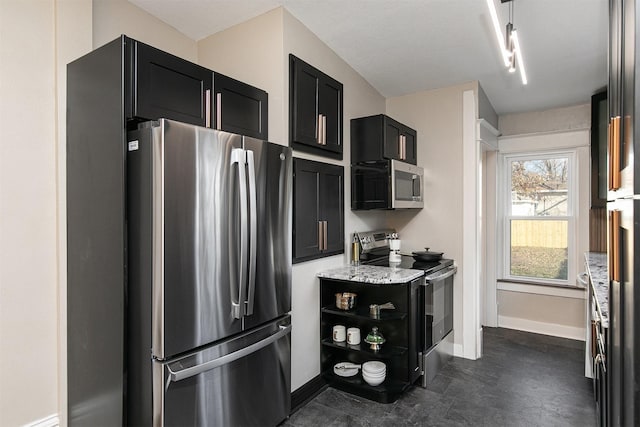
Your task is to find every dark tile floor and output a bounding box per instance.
[283,327,596,427]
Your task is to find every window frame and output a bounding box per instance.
[500,150,577,286]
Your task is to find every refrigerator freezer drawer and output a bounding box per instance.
[153,316,291,426]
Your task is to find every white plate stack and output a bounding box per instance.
[362,361,386,386]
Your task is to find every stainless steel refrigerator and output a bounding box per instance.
[126,119,292,426]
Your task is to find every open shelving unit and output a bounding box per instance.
[319,277,423,403]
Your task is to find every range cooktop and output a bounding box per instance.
[363,254,453,275]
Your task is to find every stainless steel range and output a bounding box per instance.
[354,230,456,387]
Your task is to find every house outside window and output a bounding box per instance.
[502,151,576,285]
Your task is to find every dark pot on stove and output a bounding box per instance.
[411,248,444,262]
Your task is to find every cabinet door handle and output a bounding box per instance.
[608,120,613,190]
[591,320,598,358]
[611,116,621,190]
[323,221,328,250]
[402,135,406,160]
[610,209,621,282]
[216,92,222,130]
[322,115,327,145]
[317,114,323,145]
[205,89,211,128]
[318,221,324,250]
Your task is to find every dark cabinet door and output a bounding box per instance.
[214,73,268,140]
[352,114,417,165]
[293,160,321,261]
[403,127,417,165]
[319,167,344,254]
[291,59,321,146]
[290,55,343,160]
[318,76,343,154]
[293,158,344,263]
[383,119,402,161]
[132,40,212,127]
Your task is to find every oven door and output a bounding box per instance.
[391,160,424,209]
[422,266,456,351]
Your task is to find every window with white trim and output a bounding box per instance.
[502,151,576,285]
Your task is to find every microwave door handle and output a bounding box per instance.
[245,150,257,316]
[230,148,248,319]
[412,174,420,198]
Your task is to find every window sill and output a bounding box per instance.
[497,280,586,300]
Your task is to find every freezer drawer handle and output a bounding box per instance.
[167,325,292,383]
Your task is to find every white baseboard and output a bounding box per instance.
[24,414,58,427]
[498,315,586,341]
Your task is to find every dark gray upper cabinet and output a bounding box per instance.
[214,72,268,140]
[289,55,343,160]
[351,114,417,165]
[127,37,268,139]
[130,39,213,127]
[293,158,344,263]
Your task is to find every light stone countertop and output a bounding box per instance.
[586,252,608,328]
[317,265,424,285]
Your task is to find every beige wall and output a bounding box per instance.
[283,9,389,390]
[92,0,197,60]
[385,82,477,353]
[498,291,585,329]
[198,8,286,145]
[1,0,199,424]
[198,7,388,390]
[496,106,591,340]
[499,103,591,137]
[1,1,59,425]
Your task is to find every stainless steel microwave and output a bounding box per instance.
[351,159,424,209]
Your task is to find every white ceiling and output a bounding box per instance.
[128,0,608,115]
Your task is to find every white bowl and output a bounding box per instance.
[362,373,385,386]
[362,361,386,374]
[363,370,386,377]
[362,367,386,375]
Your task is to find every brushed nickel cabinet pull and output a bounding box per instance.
[205,89,211,128]
[323,221,328,250]
[216,92,222,130]
[611,116,621,190]
[402,135,406,160]
[318,221,323,250]
[608,120,613,190]
[610,209,621,282]
[322,115,327,145]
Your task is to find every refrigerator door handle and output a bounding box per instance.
[245,150,257,316]
[166,325,292,382]
[231,148,248,319]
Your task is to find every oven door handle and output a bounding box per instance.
[423,266,457,283]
